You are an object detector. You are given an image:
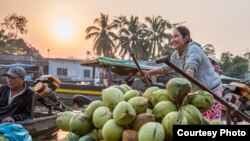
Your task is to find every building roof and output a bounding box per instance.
[81,56,157,75]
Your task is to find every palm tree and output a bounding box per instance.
[85,13,118,57]
[145,16,172,59]
[115,15,148,60]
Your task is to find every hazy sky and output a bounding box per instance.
[0,0,249,59]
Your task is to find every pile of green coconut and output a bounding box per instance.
[56,77,224,141]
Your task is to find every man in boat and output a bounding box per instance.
[125,72,136,86]
[0,66,35,123]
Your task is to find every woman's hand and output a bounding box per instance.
[142,70,150,79]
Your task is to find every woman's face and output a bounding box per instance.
[171,29,187,52]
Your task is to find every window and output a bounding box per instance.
[83,69,90,78]
[57,68,68,76]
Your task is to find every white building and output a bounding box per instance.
[47,58,101,83]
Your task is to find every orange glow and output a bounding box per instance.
[0,0,249,59]
[52,19,75,42]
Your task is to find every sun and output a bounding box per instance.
[52,19,75,41]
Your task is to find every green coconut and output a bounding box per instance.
[102,87,124,109]
[87,129,99,141]
[120,84,133,93]
[181,104,203,125]
[138,122,165,141]
[79,129,99,141]
[66,132,80,141]
[150,89,171,106]
[152,101,177,121]
[201,117,211,125]
[69,113,93,136]
[162,111,188,140]
[143,86,161,100]
[92,106,112,129]
[102,119,123,141]
[56,111,75,131]
[124,90,140,101]
[110,85,127,94]
[84,100,104,119]
[78,136,95,141]
[128,96,148,115]
[188,90,214,112]
[166,77,192,106]
[113,101,136,126]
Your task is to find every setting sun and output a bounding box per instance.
[52,19,75,41]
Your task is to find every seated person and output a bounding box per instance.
[125,72,136,86]
[0,66,35,123]
[208,55,222,75]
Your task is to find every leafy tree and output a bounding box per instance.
[202,44,215,56]
[1,38,42,57]
[1,13,28,38]
[0,13,42,57]
[113,15,127,28]
[144,16,172,59]
[220,51,233,62]
[220,51,233,74]
[160,44,174,56]
[116,15,148,60]
[0,29,8,47]
[85,13,118,57]
[222,56,248,78]
[85,14,183,60]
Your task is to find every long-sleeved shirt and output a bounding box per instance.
[161,42,221,90]
[0,84,34,122]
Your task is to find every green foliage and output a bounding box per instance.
[160,44,174,56]
[221,55,249,78]
[0,13,42,57]
[202,44,215,56]
[144,16,173,59]
[1,13,28,38]
[85,13,118,58]
[86,14,179,60]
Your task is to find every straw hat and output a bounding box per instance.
[208,55,219,64]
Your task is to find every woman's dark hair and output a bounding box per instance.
[175,26,192,43]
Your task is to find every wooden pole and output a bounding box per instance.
[155,56,250,123]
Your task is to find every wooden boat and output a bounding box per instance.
[55,56,160,100]
[16,112,59,140]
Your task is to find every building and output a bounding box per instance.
[0,54,102,84]
[0,54,47,79]
[47,58,101,83]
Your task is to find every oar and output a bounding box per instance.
[155,56,250,123]
[125,46,151,87]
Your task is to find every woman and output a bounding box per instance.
[144,26,222,120]
[208,55,222,75]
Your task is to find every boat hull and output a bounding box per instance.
[56,83,105,101]
[16,113,58,140]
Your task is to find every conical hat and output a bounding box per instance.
[208,55,219,64]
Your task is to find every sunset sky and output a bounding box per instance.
[0,0,249,59]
